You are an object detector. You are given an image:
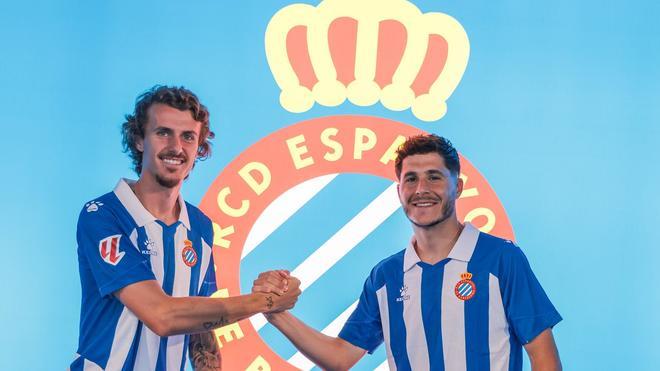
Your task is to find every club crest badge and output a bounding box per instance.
[454,272,476,301]
[182,240,198,267]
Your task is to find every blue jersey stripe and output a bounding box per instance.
[156,222,178,370]
[189,232,202,296]
[421,262,447,371]
[122,322,143,371]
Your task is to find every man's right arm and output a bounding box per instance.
[254,271,367,370]
[115,279,300,337]
[266,311,366,371]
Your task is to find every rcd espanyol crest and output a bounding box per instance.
[199,0,515,369]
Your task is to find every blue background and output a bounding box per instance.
[1,0,658,369]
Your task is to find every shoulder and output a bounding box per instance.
[368,249,406,288]
[472,231,535,280]
[473,231,524,259]
[184,201,213,239]
[77,191,122,226]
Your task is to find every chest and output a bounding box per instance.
[133,223,206,295]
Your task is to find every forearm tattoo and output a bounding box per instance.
[202,317,228,330]
[190,331,222,370]
[266,295,273,310]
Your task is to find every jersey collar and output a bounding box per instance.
[113,178,191,230]
[403,222,480,272]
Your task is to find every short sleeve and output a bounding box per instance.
[77,207,155,297]
[338,270,384,353]
[500,245,562,344]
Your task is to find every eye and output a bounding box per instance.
[156,129,169,137]
[182,133,196,142]
[404,176,417,183]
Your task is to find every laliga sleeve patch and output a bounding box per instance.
[99,234,125,266]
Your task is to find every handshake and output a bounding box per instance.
[251,270,302,313]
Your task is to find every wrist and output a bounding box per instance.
[264,310,288,323]
[251,292,275,313]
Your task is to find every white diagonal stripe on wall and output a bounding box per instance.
[250,182,400,332]
[374,360,390,370]
[287,300,359,370]
[291,182,400,292]
[242,174,338,259]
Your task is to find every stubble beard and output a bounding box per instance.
[154,173,181,189]
[406,198,456,230]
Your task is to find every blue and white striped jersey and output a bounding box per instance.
[339,222,561,371]
[71,179,216,371]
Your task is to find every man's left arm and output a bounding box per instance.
[189,331,221,371]
[524,328,561,371]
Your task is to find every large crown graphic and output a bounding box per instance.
[265,0,470,122]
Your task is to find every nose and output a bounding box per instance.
[415,178,430,194]
[168,134,183,153]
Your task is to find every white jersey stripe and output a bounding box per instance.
[105,307,139,370]
[489,273,511,370]
[377,286,396,371]
[134,325,160,370]
[146,223,165,285]
[129,229,139,251]
[82,358,103,371]
[167,226,192,370]
[172,226,192,297]
[403,265,429,370]
[134,223,165,370]
[441,260,467,371]
[167,334,186,371]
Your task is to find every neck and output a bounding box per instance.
[131,175,182,225]
[413,216,463,264]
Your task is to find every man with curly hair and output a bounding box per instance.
[71,86,301,370]
[254,134,562,370]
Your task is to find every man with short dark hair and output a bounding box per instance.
[255,134,562,370]
[71,86,300,370]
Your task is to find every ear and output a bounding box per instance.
[455,175,464,198]
[136,137,144,153]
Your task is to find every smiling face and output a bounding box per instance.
[136,103,202,189]
[398,152,463,229]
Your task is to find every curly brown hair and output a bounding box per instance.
[394,134,460,179]
[122,85,215,174]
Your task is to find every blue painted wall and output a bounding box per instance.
[1,0,658,369]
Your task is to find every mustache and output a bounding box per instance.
[158,150,187,161]
[409,194,441,203]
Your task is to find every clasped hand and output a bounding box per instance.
[253,270,301,313]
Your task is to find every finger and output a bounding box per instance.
[266,277,287,295]
[251,285,272,294]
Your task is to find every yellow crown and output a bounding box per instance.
[265,0,470,121]
[460,272,472,280]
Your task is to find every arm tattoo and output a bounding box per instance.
[189,331,221,370]
[266,295,274,310]
[202,317,228,330]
